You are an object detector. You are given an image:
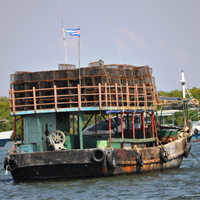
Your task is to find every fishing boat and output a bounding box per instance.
[191,121,200,142]
[4,61,193,181]
[0,130,13,147]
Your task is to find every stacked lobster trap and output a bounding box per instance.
[9,61,158,113]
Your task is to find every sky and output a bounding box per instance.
[0,0,200,96]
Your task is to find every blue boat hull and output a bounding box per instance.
[191,134,200,142]
[0,139,9,147]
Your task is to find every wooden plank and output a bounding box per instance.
[12,89,16,115]
[126,82,130,107]
[33,87,37,113]
[115,83,118,109]
[99,83,102,110]
[78,84,81,110]
[136,84,139,109]
[143,84,147,110]
[54,85,57,112]
[105,83,108,109]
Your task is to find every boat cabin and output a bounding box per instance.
[9,61,179,153]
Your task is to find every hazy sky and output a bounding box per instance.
[0,0,199,96]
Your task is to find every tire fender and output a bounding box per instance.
[9,159,18,171]
[106,150,117,169]
[183,143,191,158]
[136,153,143,167]
[92,149,106,163]
[160,148,168,163]
[194,128,199,135]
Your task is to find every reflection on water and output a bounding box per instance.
[0,141,200,199]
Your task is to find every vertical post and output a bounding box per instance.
[180,70,187,127]
[78,111,83,149]
[136,84,139,109]
[37,115,43,152]
[95,114,97,137]
[105,83,108,109]
[78,27,81,87]
[33,87,37,113]
[14,116,17,153]
[21,116,24,144]
[115,83,118,109]
[187,101,189,126]
[54,85,58,112]
[109,114,112,148]
[142,112,145,139]
[151,113,155,137]
[152,86,156,109]
[12,89,16,115]
[132,114,135,139]
[99,83,102,110]
[121,113,124,148]
[121,113,124,139]
[116,114,118,136]
[78,84,81,110]
[143,84,147,110]
[73,115,75,135]
[127,114,130,138]
[126,82,130,107]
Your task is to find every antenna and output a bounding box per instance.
[58,0,67,64]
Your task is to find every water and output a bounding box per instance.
[0,142,200,200]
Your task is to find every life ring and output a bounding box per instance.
[192,98,199,105]
[106,150,117,169]
[160,148,168,163]
[136,153,143,167]
[183,143,191,158]
[8,159,18,171]
[92,149,106,163]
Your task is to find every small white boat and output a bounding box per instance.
[0,130,13,147]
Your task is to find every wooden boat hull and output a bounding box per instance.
[5,137,189,181]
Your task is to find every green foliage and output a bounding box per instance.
[159,87,200,102]
[0,96,21,139]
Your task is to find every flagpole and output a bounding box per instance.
[78,26,81,86]
[63,28,67,64]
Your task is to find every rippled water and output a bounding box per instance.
[1,142,200,200]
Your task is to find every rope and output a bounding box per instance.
[190,152,200,163]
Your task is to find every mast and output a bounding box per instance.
[180,70,186,99]
[180,70,187,127]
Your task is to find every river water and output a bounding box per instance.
[0,141,200,200]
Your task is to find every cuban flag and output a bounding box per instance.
[66,29,80,36]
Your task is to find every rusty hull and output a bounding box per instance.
[7,137,187,181]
